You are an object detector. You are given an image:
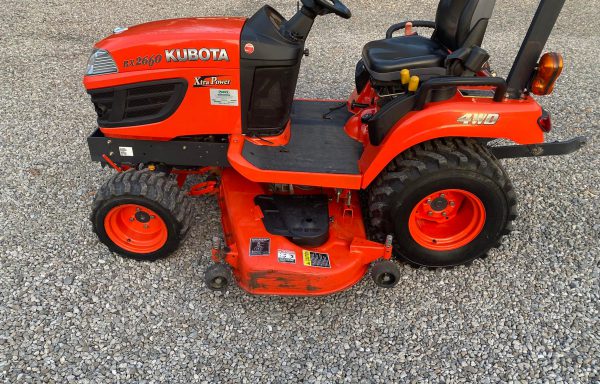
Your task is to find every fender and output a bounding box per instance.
[358,92,545,188]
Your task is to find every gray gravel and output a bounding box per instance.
[1,0,599,382]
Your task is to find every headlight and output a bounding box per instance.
[86,49,118,76]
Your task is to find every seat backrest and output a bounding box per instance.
[432,0,496,51]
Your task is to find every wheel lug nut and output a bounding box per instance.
[428,211,433,216]
[143,224,149,229]
[136,208,140,212]
[442,211,447,217]
[427,199,432,204]
[440,193,446,198]
[129,217,134,222]
[150,215,155,219]
[450,201,455,207]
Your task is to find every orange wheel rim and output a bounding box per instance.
[408,189,486,251]
[104,204,168,254]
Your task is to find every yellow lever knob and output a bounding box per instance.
[400,69,410,85]
[408,75,420,92]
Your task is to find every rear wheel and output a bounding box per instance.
[408,189,486,251]
[367,138,517,267]
[91,169,193,261]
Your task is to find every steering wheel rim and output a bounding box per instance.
[309,0,352,19]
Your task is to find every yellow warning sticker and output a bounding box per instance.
[302,250,331,268]
[303,250,312,266]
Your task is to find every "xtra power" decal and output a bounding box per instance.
[193,75,231,88]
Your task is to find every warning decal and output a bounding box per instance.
[302,250,331,268]
[277,249,296,264]
[249,238,270,256]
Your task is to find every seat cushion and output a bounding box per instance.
[362,35,448,79]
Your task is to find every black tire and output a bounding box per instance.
[204,263,233,291]
[371,259,401,288]
[367,138,517,267]
[91,169,193,261]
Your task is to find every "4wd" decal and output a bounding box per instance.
[457,113,499,125]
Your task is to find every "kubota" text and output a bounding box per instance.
[165,48,229,62]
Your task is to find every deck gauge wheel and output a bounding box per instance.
[371,260,401,288]
[205,263,233,291]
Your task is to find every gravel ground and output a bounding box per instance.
[1,0,599,382]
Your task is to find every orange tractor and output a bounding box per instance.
[84,0,585,295]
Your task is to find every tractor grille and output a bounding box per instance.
[88,79,187,128]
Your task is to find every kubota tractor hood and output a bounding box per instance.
[93,17,246,73]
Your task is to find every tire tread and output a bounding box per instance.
[91,169,193,261]
[366,138,517,267]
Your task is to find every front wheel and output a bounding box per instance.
[367,138,517,267]
[91,169,193,261]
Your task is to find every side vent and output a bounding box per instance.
[89,79,187,128]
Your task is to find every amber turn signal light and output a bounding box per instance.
[531,52,563,96]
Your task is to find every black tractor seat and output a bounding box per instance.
[363,35,448,82]
[362,0,496,83]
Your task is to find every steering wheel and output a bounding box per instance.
[302,0,352,19]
